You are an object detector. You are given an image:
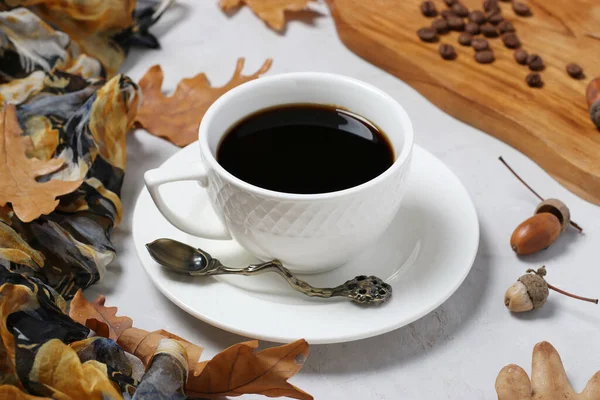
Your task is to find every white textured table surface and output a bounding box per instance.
[85,1,600,399]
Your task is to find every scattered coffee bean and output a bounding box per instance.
[417,27,438,42]
[441,9,455,19]
[451,3,469,17]
[502,32,521,48]
[481,23,499,37]
[566,63,584,79]
[439,43,458,60]
[514,49,528,64]
[513,2,532,16]
[527,54,544,71]
[458,32,473,46]
[483,0,500,12]
[469,10,486,24]
[472,38,490,51]
[444,0,456,6]
[448,16,466,31]
[487,10,504,25]
[475,49,495,64]
[497,20,515,34]
[466,22,481,35]
[525,72,543,88]
[500,0,512,2]
[421,1,438,17]
[432,18,450,34]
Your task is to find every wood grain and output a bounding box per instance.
[326,0,600,205]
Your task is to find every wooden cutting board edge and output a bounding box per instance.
[325,0,600,206]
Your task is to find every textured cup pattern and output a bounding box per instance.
[205,154,412,239]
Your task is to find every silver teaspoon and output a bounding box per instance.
[146,238,392,305]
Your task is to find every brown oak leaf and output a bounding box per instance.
[496,341,600,399]
[219,0,316,31]
[0,105,82,222]
[69,290,133,340]
[135,58,272,147]
[69,290,202,374]
[68,291,312,398]
[188,339,312,400]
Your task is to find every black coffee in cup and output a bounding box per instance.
[217,104,394,194]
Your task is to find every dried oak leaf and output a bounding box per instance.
[69,292,312,399]
[0,105,82,223]
[69,290,202,374]
[70,290,132,340]
[187,339,312,400]
[496,341,600,399]
[135,58,272,147]
[219,0,316,31]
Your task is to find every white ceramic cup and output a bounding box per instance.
[144,72,414,274]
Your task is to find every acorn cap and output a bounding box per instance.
[518,271,549,309]
[535,199,570,233]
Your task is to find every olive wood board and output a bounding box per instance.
[325,0,600,205]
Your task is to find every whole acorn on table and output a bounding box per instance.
[499,157,583,256]
[505,266,598,312]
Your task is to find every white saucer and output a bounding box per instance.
[132,143,479,344]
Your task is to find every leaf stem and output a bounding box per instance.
[547,283,598,305]
[498,156,583,233]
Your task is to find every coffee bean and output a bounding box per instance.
[458,33,473,46]
[525,72,543,88]
[472,38,490,51]
[432,18,450,34]
[527,54,544,71]
[566,63,585,79]
[469,10,486,24]
[487,10,504,25]
[421,1,438,17]
[451,3,469,17]
[514,49,528,64]
[444,0,457,6]
[497,20,515,34]
[466,22,481,35]
[502,32,521,48]
[483,0,500,12]
[481,23,499,37]
[475,49,495,64]
[500,0,512,2]
[439,43,458,60]
[441,10,456,19]
[513,2,532,16]
[448,16,466,31]
[417,27,438,42]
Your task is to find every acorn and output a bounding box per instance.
[505,266,598,313]
[499,157,583,256]
[510,199,569,255]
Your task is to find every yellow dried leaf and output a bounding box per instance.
[496,341,600,399]
[135,58,272,147]
[29,339,122,400]
[188,339,312,400]
[219,0,315,31]
[0,385,51,399]
[0,105,82,223]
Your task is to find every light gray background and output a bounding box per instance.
[86,1,600,398]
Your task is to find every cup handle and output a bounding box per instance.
[144,165,232,240]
